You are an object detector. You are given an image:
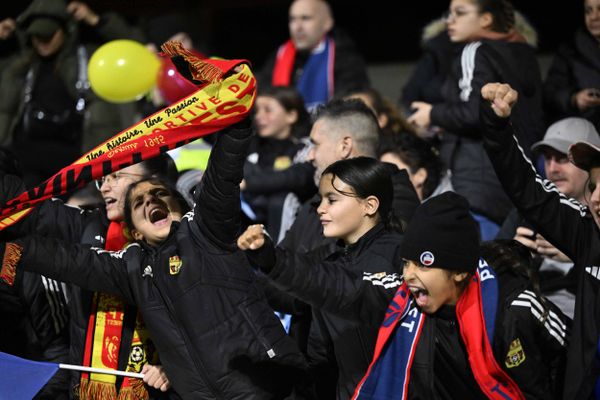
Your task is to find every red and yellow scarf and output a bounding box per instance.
[0,41,256,234]
[79,222,151,400]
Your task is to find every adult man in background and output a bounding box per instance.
[497,117,600,318]
[258,0,370,110]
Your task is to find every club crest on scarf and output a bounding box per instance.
[505,338,526,368]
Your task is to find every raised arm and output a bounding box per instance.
[480,83,596,261]
[193,119,254,248]
[238,225,402,325]
[0,235,135,303]
[0,172,102,242]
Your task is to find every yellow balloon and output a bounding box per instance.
[88,40,160,103]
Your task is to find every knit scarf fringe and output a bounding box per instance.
[161,41,223,83]
[79,378,148,400]
[0,242,23,286]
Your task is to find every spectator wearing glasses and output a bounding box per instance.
[0,154,179,399]
[406,0,544,240]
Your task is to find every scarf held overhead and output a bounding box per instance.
[0,41,256,230]
[353,259,525,400]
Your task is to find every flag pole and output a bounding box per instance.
[58,363,144,379]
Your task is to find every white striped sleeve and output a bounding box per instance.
[510,290,568,346]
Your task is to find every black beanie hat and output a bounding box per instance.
[399,192,480,273]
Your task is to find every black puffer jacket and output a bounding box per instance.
[543,28,600,131]
[249,223,405,400]
[430,39,544,223]
[0,175,166,398]
[9,125,309,399]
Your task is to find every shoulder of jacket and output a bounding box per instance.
[508,289,569,346]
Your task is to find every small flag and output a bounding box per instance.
[0,352,59,400]
[0,351,145,399]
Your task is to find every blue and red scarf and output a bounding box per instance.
[271,37,335,110]
[353,259,525,400]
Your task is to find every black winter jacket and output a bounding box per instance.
[543,28,600,131]
[481,98,600,399]
[0,174,71,399]
[9,125,309,399]
[249,223,405,400]
[430,39,544,223]
[0,270,70,399]
[0,175,174,398]
[404,270,568,400]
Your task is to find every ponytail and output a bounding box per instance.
[384,209,406,234]
[475,0,516,33]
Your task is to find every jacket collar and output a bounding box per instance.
[335,223,386,256]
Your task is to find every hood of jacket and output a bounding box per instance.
[17,0,70,28]
[420,10,538,48]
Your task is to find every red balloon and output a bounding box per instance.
[156,55,199,104]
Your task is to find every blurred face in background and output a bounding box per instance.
[31,27,65,57]
[380,151,427,201]
[589,166,600,229]
[585,0,600,41]
[254,96,297,139]
[446,0,492,42]
[307,119,343,180]
[541,146,589,203]
[289,0,333,50]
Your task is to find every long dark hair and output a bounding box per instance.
[123,177,190,233]
[322,157,402,232]
[480,239,550,321]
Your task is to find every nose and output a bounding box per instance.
[546,158,560,173]
[143,192,160,206]
[316,199,327,215]
[307,145,315,162]
[100,180,109,193]
[592,186,600,205]
[402,261,416,280]
[99,176,114,193]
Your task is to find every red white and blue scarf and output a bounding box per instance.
[353,259,525,400]
[272,37,334,110]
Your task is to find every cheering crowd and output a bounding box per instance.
[0,0,599,399]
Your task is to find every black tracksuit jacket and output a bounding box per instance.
[481,98,600,399]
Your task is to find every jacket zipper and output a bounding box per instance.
[238,305,276,358]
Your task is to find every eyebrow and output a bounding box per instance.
[319,190,339,197]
